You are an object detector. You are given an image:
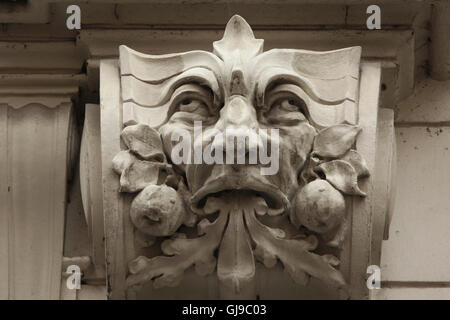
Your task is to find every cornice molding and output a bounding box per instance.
[0,1,428,103]
[0,74,85,108]
[80,28,413,106]
[0,41,85,74]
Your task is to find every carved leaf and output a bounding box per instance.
[195,255,217,277]
[284,264,310,286]
[217,208,255,293]
[127,206,228,288]
[121,162,167,192]
[112,150,171,193]
[121,123,166,162]
[244,206,346,289]
[254,245,277,268]
[313,124,361,158]
[112,150,134,174]
[300,155,322,186]
[213,15,263,60]
[317,160,366,196]
[154,272,184,288]
[341,149,370,178]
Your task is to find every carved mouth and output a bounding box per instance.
[190,174,289,214]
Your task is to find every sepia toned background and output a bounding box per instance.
[0,0,449,300]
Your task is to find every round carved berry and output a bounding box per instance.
[293,179,345,234]
[130,185,185,236]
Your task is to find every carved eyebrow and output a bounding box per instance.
[266,83,356,130]
[252,47,361,108]
[120,45,223,84]
[121,67,222,109]
[265,84,310,110]
[120,45,225,108]
[254,67,348,108]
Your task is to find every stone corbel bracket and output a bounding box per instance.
[103,15,387,301]
[99,15,393,300]
[0,74,82,299]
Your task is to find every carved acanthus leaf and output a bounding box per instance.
[244,200,346,288]
[121,123,166,162]
[317,160,367,196]
[112,123,178,193]
[126,194,347,293]
[302,124,369,197]
[341,149,370,178]
[127,207,228,288]
[313,124,362,158]
[112,150,171,193]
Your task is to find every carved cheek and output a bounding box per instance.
[159,124,175,159]
[282,122,317,170]
[159,123,194,172]
[259,124,314,196]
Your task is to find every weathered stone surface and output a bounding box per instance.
[395,78,450,124]
[114,15,369,299]
[380,127,450,282]
[130,185,185,237]
[112,150,168,193]
[121,123,166,162]
[293,179,346,234]
[318,160,366,196]
[0,102,73,299]
[313,124,362,158]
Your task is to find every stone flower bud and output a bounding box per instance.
[130,185,185,237]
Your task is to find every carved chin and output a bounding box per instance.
[187,164,290,214]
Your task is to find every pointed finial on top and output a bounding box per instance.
[213,15,263,60]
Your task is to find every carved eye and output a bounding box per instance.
[166,84,218,125]
[168,93,217,126]
[178,98,210,116]
[263,96,307,125]
[178,98,209,116]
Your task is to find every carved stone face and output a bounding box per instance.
[116,15,366,294]
[119,16,361,214]
[156,17,324,213]
[159,78,317,214]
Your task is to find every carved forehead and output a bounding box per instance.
[119,15,361,126]
[213,16,361,102]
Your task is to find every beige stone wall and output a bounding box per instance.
[374,78,450,299]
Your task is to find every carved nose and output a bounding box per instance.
[211,96,261,164]
[216,96,258,131]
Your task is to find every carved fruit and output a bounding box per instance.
[293,179,345,234]
[130,185,185,236]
